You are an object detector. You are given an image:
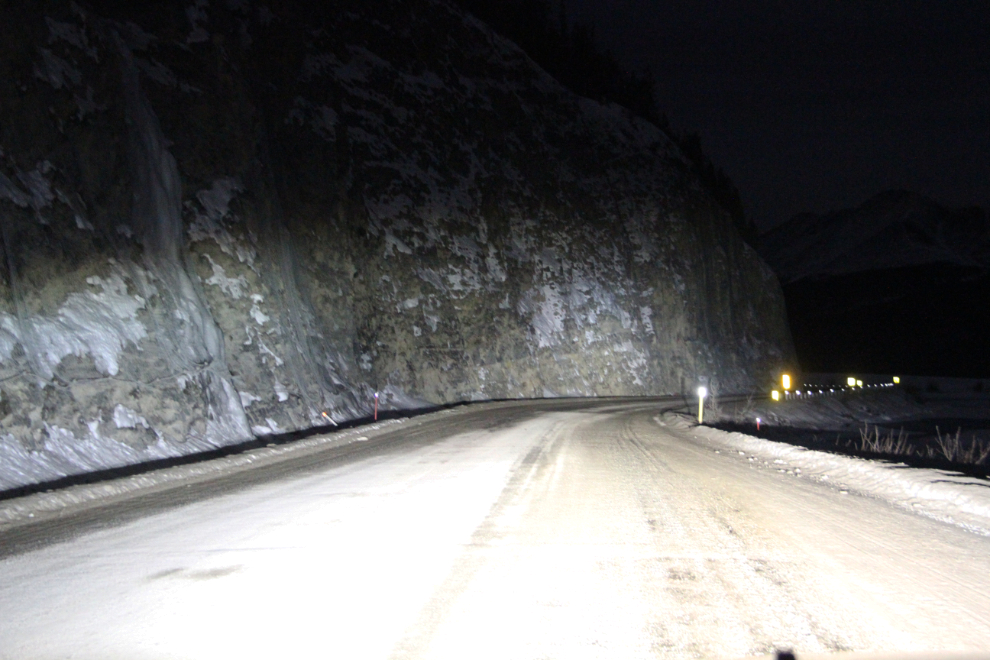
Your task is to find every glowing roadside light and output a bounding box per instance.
[856,379,863,387]
[893,376,900,384]
[771,390,780,401]
[697,386,707,424]
[847,376,856,387]
[782,374,791,390]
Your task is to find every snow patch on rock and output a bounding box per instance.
[34,48,82,89]
[113,404,150,430]
[274,379,289,402]
[203,254,249,299]
[238,391,262,408]
[0,272,147,378]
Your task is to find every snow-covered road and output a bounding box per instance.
[1,400,989,659]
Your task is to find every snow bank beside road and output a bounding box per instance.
[664,413,990,536]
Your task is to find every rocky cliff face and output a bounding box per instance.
[0,0,792,490]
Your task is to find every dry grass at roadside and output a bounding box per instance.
[854,424,990,466]
[712,387,990,478]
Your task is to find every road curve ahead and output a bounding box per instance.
[1,400,989,659]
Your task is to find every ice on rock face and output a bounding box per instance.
[46,17,97,59]
[119,20,156,51]
[384,231,413,256]
[258,340,283,366]
[114,33,251,443]
[34,49,82,90]
[135,57,178,87]
[0,273,147,378]
[639,307,655,336]
[0,170,33,209]
[518,285,566,349]
[185,1,210,44]
[187,178,256,268]
[16,167,56,213]
[196,177,243,222]
[238,391,262,408]
[0,163,57,222]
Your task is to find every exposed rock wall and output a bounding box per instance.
[0,0,793,489]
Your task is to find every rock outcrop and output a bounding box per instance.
[0,0,792,490]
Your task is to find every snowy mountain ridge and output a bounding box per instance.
[759,190,990,283]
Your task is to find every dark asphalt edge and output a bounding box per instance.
[0,401,471,503]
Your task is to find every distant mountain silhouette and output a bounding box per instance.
[759,190,990,284]
[758,192,990,377]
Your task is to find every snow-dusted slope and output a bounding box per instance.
[759,191,990,283]
[0,0,792,490]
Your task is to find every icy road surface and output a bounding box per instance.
[1,400,989,659]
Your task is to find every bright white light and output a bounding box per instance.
[847,377,856,387]
[697,386,707,398]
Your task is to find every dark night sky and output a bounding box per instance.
[566,0,990,231]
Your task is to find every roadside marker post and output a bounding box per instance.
[697,386,707,424]
[374,392,379,421]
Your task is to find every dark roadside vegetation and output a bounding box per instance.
[714,383,990,480]
[454,0,759,245]
[715,420,990,480]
